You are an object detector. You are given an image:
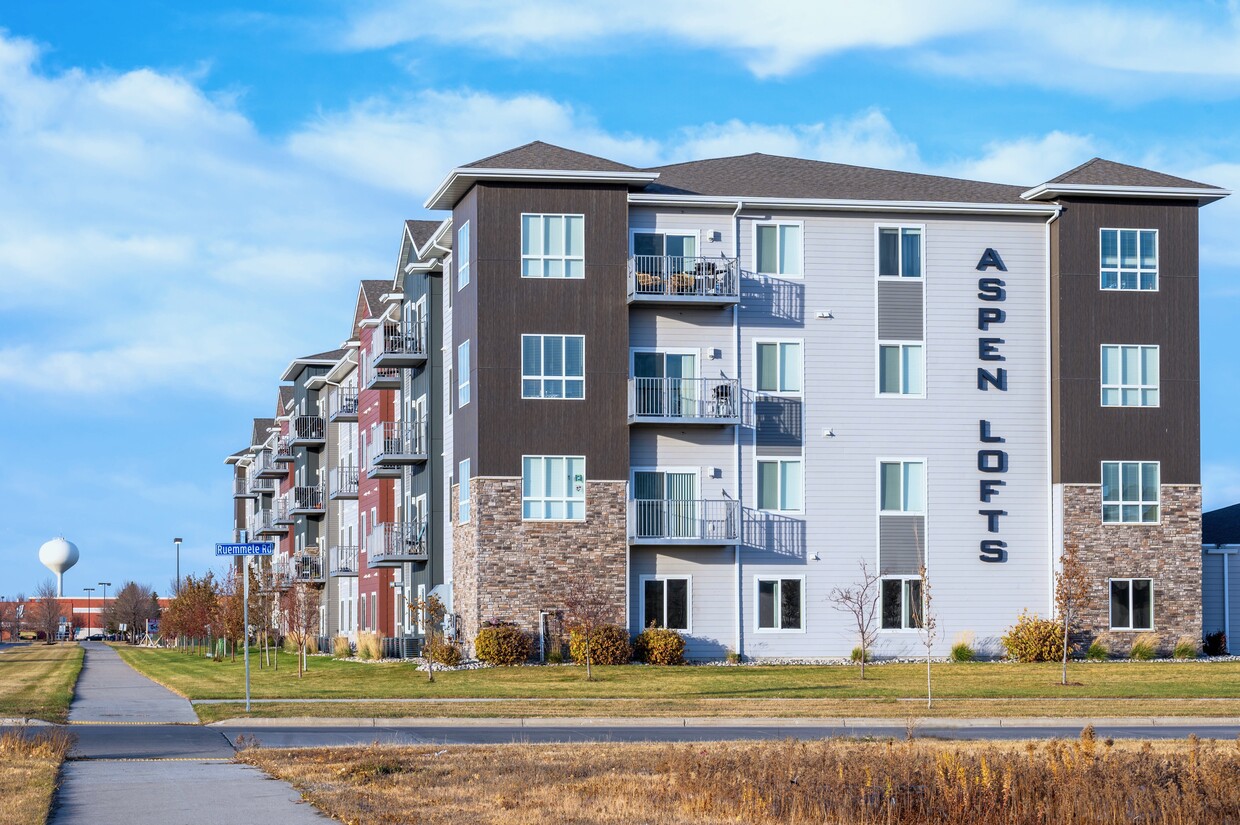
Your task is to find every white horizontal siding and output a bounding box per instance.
[629,547,736,659]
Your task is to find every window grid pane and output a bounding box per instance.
[1101,461,1160,523]
[1101,228,1157,291]
[521,455,587,521]
[522,335,585,399]
[521,214,585,279]
[1101,345,1159,408]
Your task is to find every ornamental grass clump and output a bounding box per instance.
[950,641,976,662]
[356,631,382,661]
[332,636,352,659]
[633,626,686,665]
[850,646,873,664]
[1172,636,1199,660]
[569,624,631,666]
[1129,632,1160,661]
[1001,612,1065,662]
[1086,639,1109,661]
[474,622,532,666]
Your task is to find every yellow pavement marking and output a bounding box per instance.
[67,720,197,726]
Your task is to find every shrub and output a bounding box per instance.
[850,646,873,664]
[1204,630,1228,656]
[1129,632,1159,661]
[1172,636,1198,660]
[725,649,741,665]
[332,636,352,659]
[1001,612,1065,663]
[356,631,382,661]
[474,623,532,666]
[423,634,462,667]
[950,642,976,663]
[634,626,686,665]
[569,624,632,666]
[1086,639,1109,661]
[546,647,564,665]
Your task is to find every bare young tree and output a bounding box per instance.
[563,576,616,682]
[827,561,882,679]
[916,565,938,709]
[13,593,26,640]
[413,593,447,683]
[279,580,320,678]
[104,581,160,644]
[0,600,15,642]
[30,579,64,644]
[1055,541,1090,686]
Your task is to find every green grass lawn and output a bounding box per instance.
[114,645,1240,705]
[0,643,84,723]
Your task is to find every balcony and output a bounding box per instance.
[290,415,325,448]
[628,499,740,545]
[367,520,429,567]
[329,464,359,499]
[289,485,326,517]
[364,361,400,390]
[274,436,295,463]
[247,473,275,496]
[253,506,288,537]
[291,552,325,583]
[270,555,293,587]
[372,321,428,368]
[234,477,254,499]
[628,377,740,425]
[274,495,295,525]
[330,545,359,577]
[253,450,285,479]
[329,389,358,423]
[370,420,427,466]
[627,255,739,305]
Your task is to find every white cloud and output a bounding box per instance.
[944,132,1098,186]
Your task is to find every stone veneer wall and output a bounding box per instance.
[451,478,628,652]
[1062,484,1202,653]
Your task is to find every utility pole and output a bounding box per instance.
[174,538,183,593]
[98,582,110,635]
[83,587,95,637]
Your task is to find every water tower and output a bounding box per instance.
[39,537,79,597]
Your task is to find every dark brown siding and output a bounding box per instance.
[1052,197,1200,484]
[461,181,630,480]
[451,186,480,477]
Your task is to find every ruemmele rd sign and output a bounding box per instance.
[213,539,272,712]
[215,542,274,556]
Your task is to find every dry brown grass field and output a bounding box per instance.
[240,732,1240,824]
[0,727,75,825]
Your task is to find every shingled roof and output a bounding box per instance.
[464,140,637,172]
[1046,158,1221,190]
[405,220,442,251]
[1204,503,1240,546]
[251,417,275,446]
[277,387,293,414]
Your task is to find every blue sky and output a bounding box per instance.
[2,1,1239,597]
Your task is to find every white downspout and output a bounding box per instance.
[1044,207,1062,618]
[732,199,743,658]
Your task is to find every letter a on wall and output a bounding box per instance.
[976,248,1007,271]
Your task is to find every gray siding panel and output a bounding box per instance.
[878,515,926,575]
[877,280,924,340]
[754,398,803,447]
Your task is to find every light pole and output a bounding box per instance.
[174,537,183,593]
[98,582,111,637]
[83,587,95,638]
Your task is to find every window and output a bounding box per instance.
[1102,461,1159,524]
[632,231,697,260]
[754,223,802,277]
[457,341,470,406]
[458,459,471,523]
[1110,579,1153,630]
[756,578,803,631]
[522,214,584,278]
[756,341,802,394]
[456,221,470,290]
[359,594,367,630]
[757,458,803,512]
[522,455,586,520]
[1101,345,1158,407]
[878,226,923,278]
[642,577,689,632]
[880,460,925,514]
[881,577,923,630]
[1101,229,1157,290]
[879,343,924,396]
[522,334,585,399]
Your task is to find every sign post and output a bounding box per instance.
[216,539,273,713]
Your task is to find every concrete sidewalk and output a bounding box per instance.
[69,642,198,724]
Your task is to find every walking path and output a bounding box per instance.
[51,642,329,825]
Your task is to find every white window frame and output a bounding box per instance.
[876,341,925,398]
[875,224,926,280]
[629,228,700,257]
[457,340,470,407]
[752,339,803,396]
[522,334,586,400]
[1108,577,1155,631]
[751,220,804,279]
[1100,344,1159,408]
[521,213,585,279]
[1101,460,1160,525]
[1100,228,1158,292]
[754,456,804,514]
[521,455,587,522]
[456,220,470,290]
[753,575,806,633]
[879,575,924,632]
[458,459,471,524]
[878,458,927,515]
[638,574,692,633]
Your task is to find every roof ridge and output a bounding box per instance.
[463,139,545,168]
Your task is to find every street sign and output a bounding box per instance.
[215,542,275,556]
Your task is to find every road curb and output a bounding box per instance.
[0,717,54,726]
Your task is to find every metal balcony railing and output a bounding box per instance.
[233,477,253,498]
[274,494,295,525]
[291,415,325,445]
[253,449,285,478]
[330,545,359,576]
[628,377,740,423]
[372,320,428,367]
[367,520,429,565]
[274,435,294,463]
[329,464,359,498]
[369,420,427,466]
[627,255,739,302]
[329,388,359,422]
[247,473,275,495]
[628,498,740,543]
[290,485,325,515]
[253,506,287,536]
[292,552,324,582]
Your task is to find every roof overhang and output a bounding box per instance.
[1021,183,1230,205]
[629,192,1061,216]
[414,217,453,259]
[280,357,340,382]
[324,351,358,383]
[426,168,659,211]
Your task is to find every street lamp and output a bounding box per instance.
[174,538,183,593]
[98,582,111,637]
[83,587,95,638]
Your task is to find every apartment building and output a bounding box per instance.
[227,141,1224,659]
